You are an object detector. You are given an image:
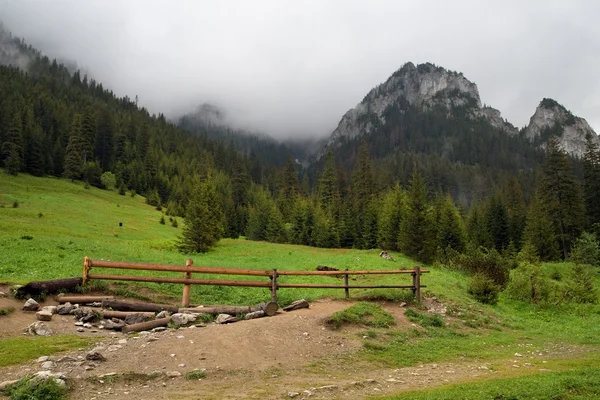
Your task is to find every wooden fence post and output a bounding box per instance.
[412,266,421,303]
[182,259,193,307]
[344,268,350,299]
[271,269,278,304]
[82,256,90,285]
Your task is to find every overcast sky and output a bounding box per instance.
[1,0,598,138]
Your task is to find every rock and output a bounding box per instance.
[85,366,95,371]
[386,378,404,383]
[156,311,171,319]
[102,319,125,330]
[171,313,198,326]
[36,310,53,321]
[85,351,106,362]
[152,326,167,332]
[118,339,127,345]
[37,356,50,363]
[99,372,117,378]
[74,307,100,322]
[40,361,55,370]
[22,298,40,311]
[107,345,122,352]
[245,310,266,320]
[288,392,300,398]
[83,323,93,329]
[303,389,312,396]
[147,336,159,342]
[76,328,85,332]
[30,371,67,386]
[317,385,338,390]
[58,356,76,363]
[166,371,181,378]
[379,251,395,261]
[125,313,152,325]
[26,322,53,336]
[0,380,19,391]
[0,291,6,298]
[57,303,75,315]
[74,321,84,326]
[42,305,57,314]
[216,314,238,324]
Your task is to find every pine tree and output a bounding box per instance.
[277,156,301,222]
[503,177,527,250]
[583,133,600,232]
[265,206,287,243]
[436,193,466,253]
[466,202,489,248]
[377,184,404,251]
[177,177,224,253]
[523,190,560,261]
[539,137,586,258]
[1,113,24,175]
[398,170,436,263]
[63,114,85,180]
[485,195,510,252]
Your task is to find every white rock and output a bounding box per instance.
[22,298,40,311]
[107,345,122,352]
[26,322,53,336]
[37,356,50,363]
[288,392,300,398]
[40,361,55,370]
[42,306,57,314]
[36,310,53,321]
[166,371,181,378]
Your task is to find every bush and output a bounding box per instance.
[184,370,206,380]
[159,215,165,225]
[12,200,18,208]
[3,376,68,400]
[570,232,600,267]
[564,264,597,304]
[171,218,178,228]
[454,245,511,288]
[100,171,116,190]
[505,263,556,304]
[118,182,126,196]
[468,273,500,305]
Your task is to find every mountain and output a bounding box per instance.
[318,62,518,159]
[523,98,599,157]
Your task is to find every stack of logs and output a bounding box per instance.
[57,294,284,333]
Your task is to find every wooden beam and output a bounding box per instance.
[122,317,170,334]
[102,299,178,313]
[88,274,272,288]
[57,295,114,304]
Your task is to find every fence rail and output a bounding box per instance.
[82,257,429,307]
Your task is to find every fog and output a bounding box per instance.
[1,0,598,137]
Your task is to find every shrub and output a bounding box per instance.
[570,232,600,267]
[454,245,511,288]
[171,218,178,228]
[100,171,116,190]
[468,273,500,305]
[564,264,597,304]
[12,200,18,208]
[2,376,68,400]
[506,262,560,305]
[118,182,126,196]
[159,215,165,225]
[184,370,206,380]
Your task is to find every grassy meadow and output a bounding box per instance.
[2,173,600,399]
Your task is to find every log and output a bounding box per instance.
[101,310,155,320]
[15,277,83,299]
[57,295,114,304]
[122,317,171,334]
[283,299,309,312]
[178,302,278,316]
[102,299,178,313]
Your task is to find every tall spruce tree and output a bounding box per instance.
[523,190,560,261]
[377,184,404,251]
[583,133,600,232]
[485,195,510,252]
[436,193,466,253]
[63,114,85,180]
[503,177,527,250]
[178,177,224,253]
[1,113,24,175]
[539,137,586,259]
[398,170,436,263]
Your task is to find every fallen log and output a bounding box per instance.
[283,299,309,312]
[57,295,114,304]
[102,299,178,313]
[179,301,278,317]
[122,317,171,334]
[15,277,83,299]
[101,310,155,320]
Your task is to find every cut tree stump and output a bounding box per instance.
[57,295,114,304]
[16,278,83,299]
[102,300,178,313]
[122,317,170,334]
[283,299,309,312]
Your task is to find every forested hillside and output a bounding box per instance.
[1,26,600,272]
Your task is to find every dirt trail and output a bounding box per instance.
[0,287,592,399]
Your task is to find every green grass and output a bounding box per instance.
[0,307,15,316]
[327,302,396,329]
[378,364,600,400]
[184,370,206,380]
[0,336,95,367]
[2,375,68,400]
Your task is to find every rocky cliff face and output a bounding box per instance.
[319,62,516,158]
[523,98,599,157]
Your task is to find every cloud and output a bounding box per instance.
[1,0,598,137]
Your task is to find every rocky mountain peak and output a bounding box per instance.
[319,62,516,158]
[524,98,598,157]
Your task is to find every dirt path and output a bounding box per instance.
[0,287,593,399]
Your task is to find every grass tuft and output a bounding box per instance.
[184,370,206,380]
[2,375,67,400]
[404,308,445,327]
[0,307,15,316]
[327,302,396,330]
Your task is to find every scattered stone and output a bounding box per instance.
[85,351,106,362]
[178,363,185,367]
[26,322,53,336]
[317,385,338,390]
[90,302,102,307]
[99,372,117,378]
[102,319,125,331]
[83,323,93,329]
[37,356,50,363]
[30,371,67,387]
[216,314,238,324]
[303,389,312,396]
[124,313,152,325]
[85,366,95,371]
[117,339,128,345]
[74,307,100,323]
[152,326,167,332]
[147,336,159,342]
[171,313,198,326]
[515,353,523,357]
[166,371,181,378]
[74,321,84,326]
[288,392,300,398]
[58,356,76,363]
[0,380,19,391]
[107,345,122,352]
[245,310,266,320]
[40,361,55,370]
[364,379,377,384]
[0,291,6,298]
[156,311,171,319]
[41,305,57,314]
[386,378,404,383]
[22,298,40,311]
[379,250,395,261]
[194,323,207,328]
[76,328,85,332]
[57,303,75,315]
[36,310,53,321]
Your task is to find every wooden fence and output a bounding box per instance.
[82,257,429,307]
